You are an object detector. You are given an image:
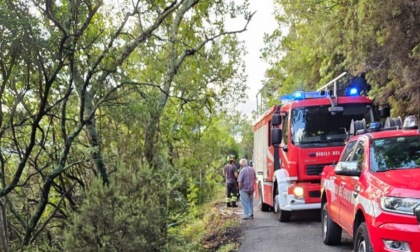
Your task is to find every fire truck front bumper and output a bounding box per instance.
[370,222,420,252]
[280,199,321,211]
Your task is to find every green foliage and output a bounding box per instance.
[168,112,238,206]
[0,0,251,249]
[264,0,420,118]
[62,165,167,251]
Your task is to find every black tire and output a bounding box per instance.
[259,184,270,212]
[354,223,373,252]
[273,186,279,214]
[321,203,342,245]
[279,209,291,222]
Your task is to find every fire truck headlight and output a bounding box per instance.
[293,187,304,199]
[380,196,420,215]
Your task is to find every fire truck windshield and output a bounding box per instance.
[290,103,373,146]
[370,135,420,172]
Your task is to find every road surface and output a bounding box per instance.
[237,202,353,252]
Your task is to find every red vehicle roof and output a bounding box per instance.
[281,96,373,109]
[349,128,420,141]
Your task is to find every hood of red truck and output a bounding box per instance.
[372,169,420,194]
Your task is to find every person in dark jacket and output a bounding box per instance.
[223,156,238,207]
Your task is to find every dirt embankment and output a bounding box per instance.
[201,202,243,251]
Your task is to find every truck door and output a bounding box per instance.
[332,140,357,225]
[339,140,365,232]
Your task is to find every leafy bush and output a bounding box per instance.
[62,165,167,251]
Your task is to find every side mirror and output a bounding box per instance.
[271,128,282,145]
[334,162,361,177]
[272,113,282,126]
[335,169,360,177]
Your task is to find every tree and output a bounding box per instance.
[0,0,251,249]
[264,0,420,118]
[62,164,168,251]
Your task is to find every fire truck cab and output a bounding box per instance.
[320,116,420,252]
[253,72,376,222]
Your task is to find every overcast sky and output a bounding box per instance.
[227,0,278,118]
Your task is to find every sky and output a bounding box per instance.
[227,0,278,118]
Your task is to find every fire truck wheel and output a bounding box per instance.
[273,187,279,214]
[278,209,291,222]
[321,203,342,245]
[354,223,373,252]
[259,184,270,212]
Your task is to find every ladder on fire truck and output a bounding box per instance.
[316,72,348,97]
[255,86,268,116]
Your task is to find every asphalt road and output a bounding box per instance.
[237,201,354,252]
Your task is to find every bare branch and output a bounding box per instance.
[118,81,198,104]
[174,11,255,73]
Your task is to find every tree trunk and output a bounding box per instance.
[0,199,9,252]
[144,113,161,167]
[81,90,109,185]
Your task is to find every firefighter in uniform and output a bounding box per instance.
[223,155,238,207]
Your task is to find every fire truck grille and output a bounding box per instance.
[309,190,321,198]
[306,164,331,176]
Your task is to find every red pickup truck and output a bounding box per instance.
[320,116,420,252]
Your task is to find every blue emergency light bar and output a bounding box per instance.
[349,88,358,95]
[279,72,368,104]
[344,86,361,96]
[279,91,328,104]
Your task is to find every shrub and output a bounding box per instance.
[62,165,167,251]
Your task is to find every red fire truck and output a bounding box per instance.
[320,116,420,251]
[253,72,376,222]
